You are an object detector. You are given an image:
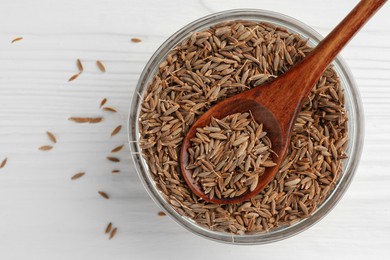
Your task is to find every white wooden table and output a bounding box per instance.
[1,0,389,259]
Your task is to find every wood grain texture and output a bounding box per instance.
[0,0,389,259]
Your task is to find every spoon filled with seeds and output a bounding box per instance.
[180,0,386,204]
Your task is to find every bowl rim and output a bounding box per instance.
[128,8,364,245]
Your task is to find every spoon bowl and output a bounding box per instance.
[180,90,285,204]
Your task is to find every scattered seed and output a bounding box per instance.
[71,172,85,180]
[99,98,107,108]
[131,38,142,43]
[98,191,109,199]
[11,37,23,43]
[68,73,80,82]
[112,170,120,174]
[105,222,112,234]
[39,145,53,151]
[107,156,120,162]
[68,117,103,124]
[158,211,166,216]
[77,59,84,72]
[96,60,106,72]
[0,158,7,169]
[109,227,118,240]
[110,125,122,136]
[111,144,124,153]
[46,131,57,143]
[103,107,117,113]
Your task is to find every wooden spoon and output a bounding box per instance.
[180,0,386,204]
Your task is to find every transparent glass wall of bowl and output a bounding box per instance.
[128,9,364,245]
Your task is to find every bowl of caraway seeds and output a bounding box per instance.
[129,9,364,244]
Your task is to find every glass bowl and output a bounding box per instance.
[128,9,364,244]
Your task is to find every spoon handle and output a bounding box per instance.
[269,0,386,133]
[290,0,386,91]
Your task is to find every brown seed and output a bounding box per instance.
[98,191,109,199]
[96,60,106,72]
[112,170,120,174]
[68,73,80,82]
[0,158,7,169]
[99,98,107,108]
[299,201,309,215]
[39,145,53,151]
[110,125,122,137]
[46,131,57,143]
[109,227,118,240]
[71,172,85,180]
[131,37,142,43]
[68,117,103,124]
[77,59,84,72]
[111,144,124,153]
[158,211,166,216]
[105,222,112,234]
[103,107,117,113]
[11,37,23,43]
[107,156,120,162]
